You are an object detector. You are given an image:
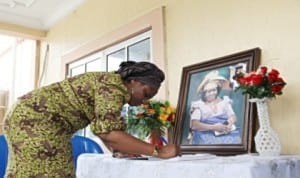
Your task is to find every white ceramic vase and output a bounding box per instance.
[250,98,281,156]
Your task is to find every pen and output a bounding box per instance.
[125,157,149,160]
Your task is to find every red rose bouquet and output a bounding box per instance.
[233,66,286,99]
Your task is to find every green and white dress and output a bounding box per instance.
[3,72,130,178]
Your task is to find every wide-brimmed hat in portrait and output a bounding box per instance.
[197,70,228,94]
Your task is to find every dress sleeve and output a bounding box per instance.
[90,74,129,135]
[222,97,235,117]
[190,100,202,121]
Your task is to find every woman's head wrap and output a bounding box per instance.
[116,61,165,90]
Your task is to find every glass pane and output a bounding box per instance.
[70,64,85,77]
[86,58,106,72]
[128,38,150,62]
[107,48,125,72]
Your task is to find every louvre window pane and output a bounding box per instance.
[86,58,105,72]
[70,64,85,76]
[107,48,125,72]
[128,38,150,62]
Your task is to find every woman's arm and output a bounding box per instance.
[191,120,229,132]
[227,114,236,127]
[99,130,179,159]
[225,100,237,129]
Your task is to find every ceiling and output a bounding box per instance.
[0,0,86,30]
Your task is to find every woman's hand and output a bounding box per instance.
[213,123,231,132]
[157,144,180,159]
[100,131,181,159]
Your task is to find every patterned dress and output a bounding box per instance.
[3,72,130,178]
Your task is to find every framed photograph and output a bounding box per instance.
[173,48,261,155]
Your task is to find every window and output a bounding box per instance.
[62,7,165,87]
[68,52,104,77]
[67,31,151,76]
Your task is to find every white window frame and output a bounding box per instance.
[67,30,152,76]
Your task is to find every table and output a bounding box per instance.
[76,153,300,178]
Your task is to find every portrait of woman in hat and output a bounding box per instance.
[189,70,241,144]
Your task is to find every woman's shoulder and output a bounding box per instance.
[191,99,205,107]
[217,96,233,106]
[91,72,123,84]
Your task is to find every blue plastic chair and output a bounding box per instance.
[0,135,8,178]
[71,135,103,169]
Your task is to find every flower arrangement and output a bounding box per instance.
[233,66,286,99]
[126,100,176,140]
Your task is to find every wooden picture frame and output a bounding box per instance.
[173,48,261,155]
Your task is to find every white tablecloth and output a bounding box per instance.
[76,153,300,178]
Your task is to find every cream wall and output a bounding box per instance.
[43,0,300,154]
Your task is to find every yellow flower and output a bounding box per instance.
[159,113,168,121]
[165,107,174,114]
